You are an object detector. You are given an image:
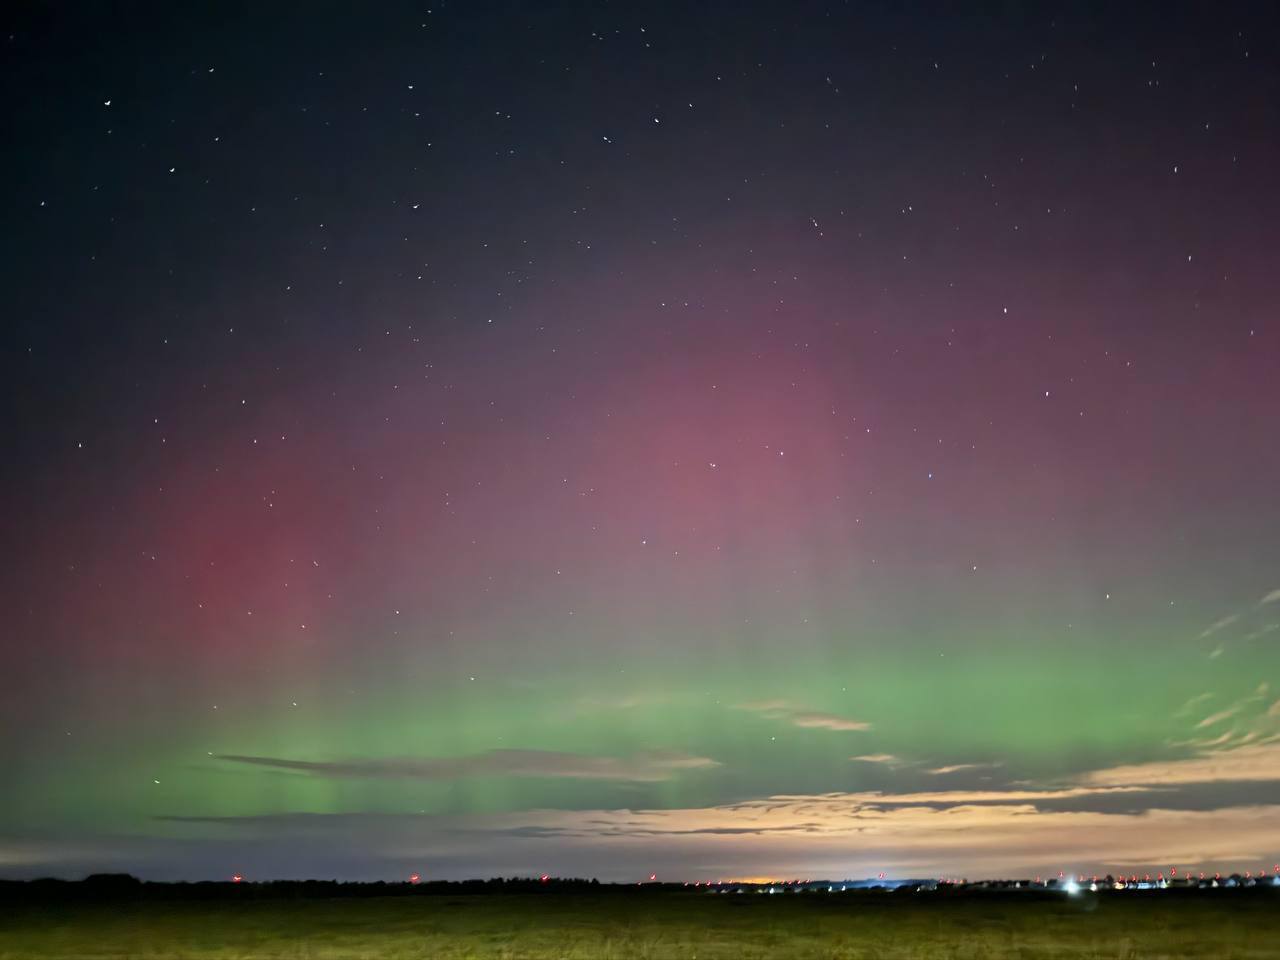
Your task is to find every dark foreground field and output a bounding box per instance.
[3,889,1279,959]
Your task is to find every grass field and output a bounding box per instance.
[2,890,1278,959]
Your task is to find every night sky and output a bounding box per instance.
[3,2,1280,883]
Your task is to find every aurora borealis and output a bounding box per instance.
[3,2,1280,882]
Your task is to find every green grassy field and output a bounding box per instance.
[2,890,1278,959]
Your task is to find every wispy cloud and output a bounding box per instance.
[1189,683,1271,731]
[1169,730,1236,750]
[1243,623,1279,642]
[1195,706,1242,729]
[790,713,873,731]
[1195,588,1280,657]
[848,755,1000,775]
[736,700,871,732]
[214,749,719,783]
[1198,613,1240,639]
[926,762,1001,776]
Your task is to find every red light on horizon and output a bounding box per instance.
[231,874,243,884]
[409,873,420,884]
[540,874,549,883]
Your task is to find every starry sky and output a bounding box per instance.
[3,1,1280,883]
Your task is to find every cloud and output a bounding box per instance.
[736,700,871,732]
[1195,590,1280,656]
[790,713,873,731]
[1198,614,1240,639]
[926,763,1001,776]
[1188,684,1272,731]
[834,786,1147,806]
[213,749,719,783]
[164,786,1141,835]
[849,755,1003,774]
[1195,706,1242,729]
[1078,742,1280,788]
[149,790,1280,880]
[1169,730,1236,750]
